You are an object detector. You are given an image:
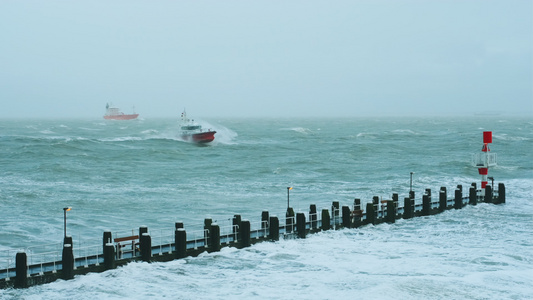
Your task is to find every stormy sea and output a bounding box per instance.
[1,116,532,299]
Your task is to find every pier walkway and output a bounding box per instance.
[0,183,505,289]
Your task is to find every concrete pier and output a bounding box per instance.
[0,182,506,289]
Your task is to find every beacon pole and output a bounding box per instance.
[63,207,72,238]
[287,187,292,209]
[286,187,294,233]
[410,172,414,192]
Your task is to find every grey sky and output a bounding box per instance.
[1,0,531,119]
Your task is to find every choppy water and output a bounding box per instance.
[1,116,532,299]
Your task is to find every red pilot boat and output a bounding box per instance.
[104,103,139,120]
[179,110,216,143]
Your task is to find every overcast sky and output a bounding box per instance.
[0,0,531,119]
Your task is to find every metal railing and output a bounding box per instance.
[148,228,174,256]
[188,229,208,249]
[26,249,61,275]
[26,242,62,266]
[74,244,102,268]
[219,224,239,243]
[255,220,269,239]
[0,249,19,280]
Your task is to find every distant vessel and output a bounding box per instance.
[104,103,139,120]
[179,110,216,143]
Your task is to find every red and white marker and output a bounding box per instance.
[473,131,497,189]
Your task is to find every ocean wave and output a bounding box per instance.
[391,129,418,135]
[494,133,531,142]
[141,129,159,135]
[99,137,144,142]
[356,132,377,139]
[281,127,313,134]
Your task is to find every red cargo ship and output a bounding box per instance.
[104,103,139,120]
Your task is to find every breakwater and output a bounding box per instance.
[0,182,505,289]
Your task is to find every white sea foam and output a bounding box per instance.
[7,208,531,300]
[207,122,238,145]
[280,127,312,134]
[141,129,159,135]
[99,137,143,142]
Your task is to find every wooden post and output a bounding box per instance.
[427,189,432,213]
[104,243,115,270]
[139,226,148,237]
[233,214,241,241]
[269,216,279,241]
[15,251,27,288]
[175,228,187,259]
[240,220,251,248]
[209,224,221,252]
[469,185,477,205]
[454,188,463,209]
[63,236,73,246]
[62,243,74,280]
[204,218,212,247]
[261,211,269,229]
[342,206,351,228]
[140,233,151,262]
[353,198,362,228]
[103,231,112,253]
[296,213,306,238]
[372,197,380,224]
[175,221,184,230]
[497,183,506,204]
[386,200,395,223]
[392,193,399,220]
[366,202,375,225]
[439,187,447,212]
[422,194,431,216]
[309,204,317,230]
[485,184,493,204]
[392,193,399,203]
[403,197,413,219]
[137,226,148,257]
[321,208,330,231]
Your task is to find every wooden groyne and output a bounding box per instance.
[0,182,505,289]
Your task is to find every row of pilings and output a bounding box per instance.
[1,182,505,289]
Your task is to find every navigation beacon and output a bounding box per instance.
[472,131,497,189]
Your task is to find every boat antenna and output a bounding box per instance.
[181,108,188,123]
